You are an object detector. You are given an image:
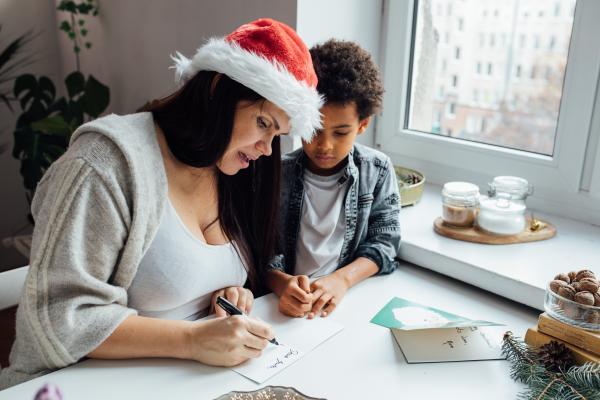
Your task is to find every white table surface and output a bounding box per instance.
[0,262,539,400]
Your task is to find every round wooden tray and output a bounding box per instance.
[433,217,556,244]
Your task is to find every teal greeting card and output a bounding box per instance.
[370,297,502,330]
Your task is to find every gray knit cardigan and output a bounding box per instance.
[0,113,167,389]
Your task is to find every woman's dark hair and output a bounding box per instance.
[142,71,281,292]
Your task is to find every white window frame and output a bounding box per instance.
[376,0,600,224]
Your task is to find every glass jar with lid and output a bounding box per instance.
[477,194,527,235]
[441,182,480,227]
[488,176,533,204]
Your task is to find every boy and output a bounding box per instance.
[266,39,401,319]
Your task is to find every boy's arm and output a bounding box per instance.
[353,157,401,275]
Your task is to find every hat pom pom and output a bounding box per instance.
[170,51,192,84]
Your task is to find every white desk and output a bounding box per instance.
[0,263,538,399]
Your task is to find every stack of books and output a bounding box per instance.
[525,313,600,364]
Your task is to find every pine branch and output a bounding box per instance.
[502,331,600,400]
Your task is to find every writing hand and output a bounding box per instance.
[278,274,313,318]
[187,316,274,366]
[307,272,348,319]
[211,286,254,317]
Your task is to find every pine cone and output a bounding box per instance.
[538,341,576,372]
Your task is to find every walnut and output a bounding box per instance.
[575,269,596,282]
[558,285,576,300]
[578,278,599,293]
[568,271,578,282]
[572,282,582,292]
[550,280,569,293]
[593,292,600,307]
[553,273,570,284]
[574,291,595,306]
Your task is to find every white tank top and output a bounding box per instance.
[128,199,247,320]
[295,168,347,278]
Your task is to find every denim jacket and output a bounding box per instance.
[268,143,401,276]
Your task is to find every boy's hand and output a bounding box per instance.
[308,273,349,319]
[278,274,313,318]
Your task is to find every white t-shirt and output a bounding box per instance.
[128,199,247,320]
[295,168,348,278]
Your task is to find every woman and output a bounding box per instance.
[0,18,322,388]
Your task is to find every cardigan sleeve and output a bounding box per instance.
[1,157,137,389]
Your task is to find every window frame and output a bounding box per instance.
[377,0,600,224]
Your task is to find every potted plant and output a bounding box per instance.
[11,0,109,212]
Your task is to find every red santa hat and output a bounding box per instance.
[171,18,323,141]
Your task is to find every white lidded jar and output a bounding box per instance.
[441,182,480,227]
[477,194,526,235]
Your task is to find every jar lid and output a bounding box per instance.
[489,176,533,198]
[479,195,526,214]
[443,182,480,197]
[442,182,480,207]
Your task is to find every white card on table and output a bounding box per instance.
[392,325,506,363]
[231,316,343,383]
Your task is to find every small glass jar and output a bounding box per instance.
[477,194,526,235]
[488,176,533,205]
[441,182,480,227]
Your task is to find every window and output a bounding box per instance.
[378,0,600,224]
[489,33,495,47]
[455,47,461,60]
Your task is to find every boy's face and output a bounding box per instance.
[302,102,370,176]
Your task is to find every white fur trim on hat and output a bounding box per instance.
[171,38,323,141]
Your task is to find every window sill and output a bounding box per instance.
[399,183,600,310]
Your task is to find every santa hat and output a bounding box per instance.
[171,18,323,141]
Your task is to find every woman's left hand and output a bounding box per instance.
[307,273,349,319]
[211,287,254,317]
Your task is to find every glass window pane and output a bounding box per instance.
[407,0,576,156]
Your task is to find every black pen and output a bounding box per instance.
[216,295,280,346]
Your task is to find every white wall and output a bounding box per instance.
[77,0,298,115]
[296,0,384,147]
[0,0,62,270]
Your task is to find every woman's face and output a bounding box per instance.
[217,100,290,175]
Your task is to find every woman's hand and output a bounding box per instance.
[278,274,313,318]
[307,273,349,319]
[186,316,274,366]
[211,286,254,317]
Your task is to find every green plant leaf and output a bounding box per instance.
[58,1,78,13]
[14,74,56,112]
[31,115,71,137]
[81,29,88,36]
[59,21,71,32]
[65,71,85,99]
[85,42,91,49]
[76,3,94,14]
[81,74,109,118]
[78,19,85,26]
[74,46,80,53]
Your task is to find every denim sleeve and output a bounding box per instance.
[266,254,286,273]
[353,158,401,275]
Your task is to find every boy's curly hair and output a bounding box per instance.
[310,39,384,120]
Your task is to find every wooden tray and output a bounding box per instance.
[433,217,556,244]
